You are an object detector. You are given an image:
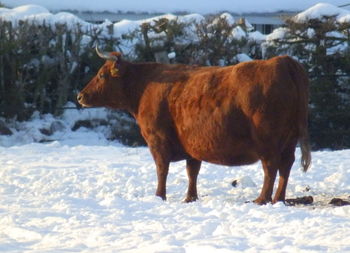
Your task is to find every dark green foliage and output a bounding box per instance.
[0,21,26,120]
[0,20,104,120]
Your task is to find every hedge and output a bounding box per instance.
[1,11,350,149]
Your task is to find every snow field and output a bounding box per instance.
[1,141,350,252]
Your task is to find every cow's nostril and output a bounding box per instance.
[77,93,83,102]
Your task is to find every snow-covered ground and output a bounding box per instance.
[1,109,350,252]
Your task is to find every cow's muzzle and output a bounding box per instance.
[77,92,88,107]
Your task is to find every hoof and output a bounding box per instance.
[253,197,271,205]
[253,199,267,205]
[184,196,198,203]
[156,193,166,201]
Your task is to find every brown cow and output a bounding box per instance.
[77,47,311,204]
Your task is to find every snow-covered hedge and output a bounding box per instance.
[0,5,263,119]
[1,3,350,149]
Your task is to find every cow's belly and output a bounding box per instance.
[202,153,259,166]
[175,113,259,166]
[181,134,259,166]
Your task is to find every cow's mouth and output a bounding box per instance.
[79,103,89,107]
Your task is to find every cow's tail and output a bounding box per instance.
[286,56,311,172]
[300,126,311,172]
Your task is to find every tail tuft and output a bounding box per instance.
[300,134,311,172]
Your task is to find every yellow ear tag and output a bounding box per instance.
[110,67,119,77]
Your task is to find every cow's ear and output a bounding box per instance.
[110,61,120,77]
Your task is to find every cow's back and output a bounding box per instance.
[168,56,304,166]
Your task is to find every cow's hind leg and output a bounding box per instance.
[184,158,201,203]
[254,158,278,205]
[273,144,296,203]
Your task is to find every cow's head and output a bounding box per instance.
[77,46,126,109]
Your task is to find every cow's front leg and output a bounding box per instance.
[152,153,170,201]
[184,158,201,203]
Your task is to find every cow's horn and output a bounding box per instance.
[95,44,118,61]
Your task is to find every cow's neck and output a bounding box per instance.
[122,61,162,117]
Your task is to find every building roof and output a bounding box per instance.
[2,0,350,14]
